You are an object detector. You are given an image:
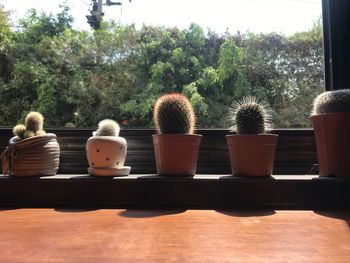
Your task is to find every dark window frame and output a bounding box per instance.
[322,0,350,90]
[2,1,350,209]
[1,0,348,176]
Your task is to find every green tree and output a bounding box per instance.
[0,3,324,129]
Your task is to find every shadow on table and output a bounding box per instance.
[54,207,100,213]
[216,209,276,217]
[0,207,21,211]
[314,210,350,227]
[118,209,187,218]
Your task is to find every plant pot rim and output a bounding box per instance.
[9,133,57,145]
[87,136,126,142]
[310,112,350,119]
[152,133,203,138]
[226,134,278,138]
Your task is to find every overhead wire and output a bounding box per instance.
[79,0,90,6]
[240,0,321,10]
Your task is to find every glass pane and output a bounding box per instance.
[0,0,324,128]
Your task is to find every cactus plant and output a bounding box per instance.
[226,97,277,176]
[94,119,120,136]
[229,96,272,134]
[13,112,46,141]
[310,89,350,178]
[152,93,201,176]
[153,93,196,134]
[87,119,130,176]
[312,89,350,115]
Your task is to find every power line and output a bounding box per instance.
[79,0,90,6]
[241,0,321,9]
[86,0,125,29]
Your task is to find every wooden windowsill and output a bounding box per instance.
[1,174,349,209]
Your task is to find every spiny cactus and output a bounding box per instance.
[94,119,120,136]
[13,111,46,141]
[153,93,196,134]
[25,112,45,135]
[312,89,350,115]
[229,96,272,134]
[12,124,27,141]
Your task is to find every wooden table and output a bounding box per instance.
[0,209,349,262]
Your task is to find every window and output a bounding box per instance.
[0,0,323,129]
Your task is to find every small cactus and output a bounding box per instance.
[12,124,26,142]
[229,97,272,134]
[312,89,350,115]
[25,112,45,134]
[94,119,120,136]
[153,93,196,134]
[13,112,46,141]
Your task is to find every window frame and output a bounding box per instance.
[1,1,350,209]
[322,0,350,90]
[1,0,348,176]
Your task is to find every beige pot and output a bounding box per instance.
[1,133,60,176]
[226,134,278,177]
[152,134,202,176]
[86,136,131,176]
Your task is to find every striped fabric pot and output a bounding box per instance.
[1,133,60,176]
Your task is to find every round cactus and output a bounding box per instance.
[12,124,26,141]
[25,112,45,134]
[153,93,196,134]
[94,119,120,136]
[312,89,350,115]
[229,96,272,134]
[12,112,46,141]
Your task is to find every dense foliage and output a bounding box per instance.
[0,4,324,128]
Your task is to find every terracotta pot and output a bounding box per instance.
[0,133,60,176]
[152,134,202,176]
[86,136,131,176]
[310,112,350,177]
[226,134,278,177]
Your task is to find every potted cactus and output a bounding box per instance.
[226,97,278,177]
[310,89,350,177]
[86,119,131,176]
[0,112,60,176]
[152,93,202,176]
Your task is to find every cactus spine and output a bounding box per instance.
[153,93,196,134]
[13,112,46,141]
[312,89,350,115]
[94,119,120,136]
[229,97,272,134]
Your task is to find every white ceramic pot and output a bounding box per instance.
[86,136,131,176]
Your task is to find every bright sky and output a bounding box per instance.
[1,0,322,35]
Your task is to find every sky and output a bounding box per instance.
[1,0,322,35]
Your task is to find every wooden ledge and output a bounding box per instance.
[0,174,318,180]
[0,174,349,208]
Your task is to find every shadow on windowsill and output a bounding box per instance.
[313,210,350,227]
[118,209,187,218]
[0,207,21,211]
[54,207,100,213]
[216,209,276,217]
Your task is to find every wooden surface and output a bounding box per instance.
[1,174,350,208]
[0,209,349,262]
